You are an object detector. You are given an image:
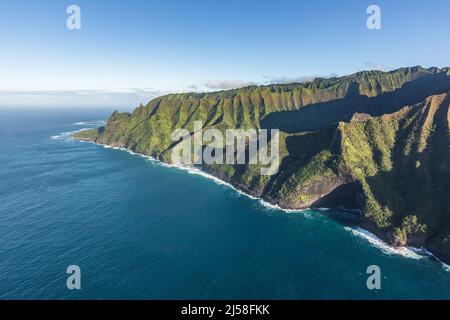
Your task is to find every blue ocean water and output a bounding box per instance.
[0,107,449,300]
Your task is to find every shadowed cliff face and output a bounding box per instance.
[261,72,450,133]
[337,92,450,251]
[74,66,450,264]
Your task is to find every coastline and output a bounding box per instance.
[70,127,450,271]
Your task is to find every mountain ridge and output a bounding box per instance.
[75,66,450,264]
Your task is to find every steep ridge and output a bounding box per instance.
[78,66,450,157]
[75,66,450,263]
[338,93,450,252]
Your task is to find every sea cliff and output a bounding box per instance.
[75,66,450,264]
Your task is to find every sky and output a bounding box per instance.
[0,0,450,108]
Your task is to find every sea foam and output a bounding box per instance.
[73,120,107,126]
[64,128,450,269]
[51,128,91,141]
[346,227,450,271]
[345,227,423,259]
[90,141,304,214]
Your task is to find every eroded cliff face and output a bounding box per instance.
[338,93,450,250]
[74,66,450,263]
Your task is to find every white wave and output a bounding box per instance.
[74,140,450,270]
[171,165,304,213]
[347,227,450,270]
[409,246,434,257]
[409,247,450,272]
[51,128,90,141]
[73,120,106,126]
[90,141,305,214]
[99,145,149,160]
[345,226,424,260]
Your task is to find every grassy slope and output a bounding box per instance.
[81,66,441,152]
[339,93,450,252]
[75,66,450,261]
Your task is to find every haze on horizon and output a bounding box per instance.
[1,0,450,108]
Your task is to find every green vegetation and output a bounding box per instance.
[393,215,428,245]
[74,66,450,262]
[74,129,99,141]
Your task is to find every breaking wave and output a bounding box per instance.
[73,120,106,126]
[89,142,305,214]
[345,226,424,259]
[51,128,90,141]
[68,133,450,271]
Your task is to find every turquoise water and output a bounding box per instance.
[0,108,449,300]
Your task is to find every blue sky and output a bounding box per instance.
[1,0,450,107]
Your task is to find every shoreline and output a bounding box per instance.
[70,127,450,271]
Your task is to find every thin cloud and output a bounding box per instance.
[264,75,317,84]
[74,88,164,96]
[364,62,394,72]
[203,80,259,90]
[0,88,168,108]
[263,74,338,85]
[188,74,340,92]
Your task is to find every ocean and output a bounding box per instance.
[0,107,449,300]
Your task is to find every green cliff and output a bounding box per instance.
[75,66,450,263]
